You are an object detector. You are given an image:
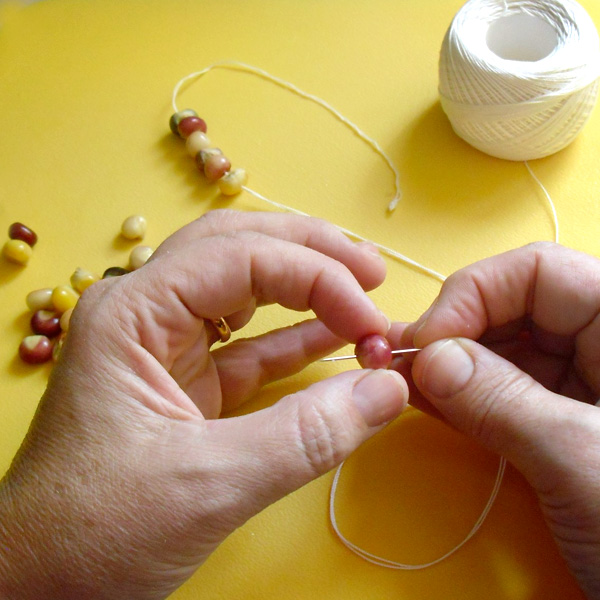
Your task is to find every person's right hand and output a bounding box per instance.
[390,242,600,599]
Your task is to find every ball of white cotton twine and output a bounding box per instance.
[439,0,600,161]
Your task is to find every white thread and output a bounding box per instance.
[241,185,447,283]
[329,455,507,569]
[172,61,403,212]
[439,0,600,162]
[525,161,560,243]
[172,61,560,281]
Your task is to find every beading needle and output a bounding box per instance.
[320,348,421,362]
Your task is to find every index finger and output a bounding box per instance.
[412,242,600,347]
[154,209,387,292]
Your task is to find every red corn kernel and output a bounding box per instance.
[30,310,61,338]
[204,154,231,182]
[9,222,37,247]
[355,334,392,369]
[177,116,207,138]
[169,109,197,136]
[196,148,222,169]
[19,335,52,364]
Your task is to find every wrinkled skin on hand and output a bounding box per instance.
[389,243,600,599]
[0,210,408,600]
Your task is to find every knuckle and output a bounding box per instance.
[465,368,536,447]
[195,209,237,231]
[294,398,348,477]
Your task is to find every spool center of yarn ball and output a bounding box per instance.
[486,13,559,61]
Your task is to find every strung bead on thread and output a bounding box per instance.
[169,109,198,135]
[219,168,248,196]
[186,131,211,156]
[355,334,392,369]
[170,109,247,195]
[178,116,207,137]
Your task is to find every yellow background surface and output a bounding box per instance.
[1,0,598,597]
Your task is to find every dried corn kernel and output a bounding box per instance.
[52,285,79,313]
[218,168,248,196]
[121,215,147,240]
[26,288,54,311]
[31,310,61,338]
[102,266,129,278]
[196,148,222,168]
[169,109,197,136]
[59,307,74,332]
[186,131,211,156]
[52,333,67,362]
[204,154,231,182]
[178,116,207,138]
[129,245,154,270]
[70,267,99,293]
[9,222,37,247]
[3,239,32,265]
[19,335,52,364]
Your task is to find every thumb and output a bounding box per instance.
[210,369,408,523]
[411,338,590,492]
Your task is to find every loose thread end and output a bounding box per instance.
[387,195,401,212]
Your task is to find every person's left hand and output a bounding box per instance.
[0,210,408,600]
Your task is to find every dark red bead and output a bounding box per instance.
[177,116,207,138]
[355,334,392,369]
[9,222,37,247]
[30,310,61,338]
[19,335,53,364]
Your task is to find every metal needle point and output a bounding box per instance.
[320,348,421,362]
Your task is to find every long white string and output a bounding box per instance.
[172,61,559,284]
[525,161,560,243]
[171,61,561,569]
[172,61,403,212]
[241,185,448,283]
[329,455,507,569]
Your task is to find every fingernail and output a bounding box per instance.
[379,311,391,333]
[421,340,474,398]
[353,370,405,427]
[358,241,383,259]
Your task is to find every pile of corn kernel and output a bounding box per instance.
[5,216,154,365]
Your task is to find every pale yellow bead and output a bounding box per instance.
[121,215,147,240]
[129,245,154,270]
[70,267,100,293]
[218,168,248,196]
[26,288,54,311]
[59,307,74,332]
[52,285,79,314]
[2,239,33,265]
[186,131,211,157]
